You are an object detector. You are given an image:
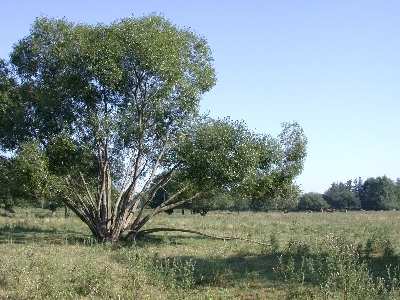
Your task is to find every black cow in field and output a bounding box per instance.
[164,207,209,216]
[165,209,174,215]
[4,204,15,214]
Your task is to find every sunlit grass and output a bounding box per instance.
[1,208,400,299]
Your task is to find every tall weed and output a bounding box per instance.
[276,234,400,299]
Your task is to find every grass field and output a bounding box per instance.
[1,208,400,299]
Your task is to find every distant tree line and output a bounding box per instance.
[150,175,400,214]
[298,176,400,212]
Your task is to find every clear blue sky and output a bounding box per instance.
[1,0,399,193]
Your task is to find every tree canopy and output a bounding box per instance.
[323,182,360,210]
[298,192,328,211]
[1,15,307,242]
[360,176,399,211]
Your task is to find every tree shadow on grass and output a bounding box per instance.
[0,225,92,245]
[130,233,400,291]
[129,233,282,286]
[131,232,214,248]
[172,251,400,290]
[188,252,281,286]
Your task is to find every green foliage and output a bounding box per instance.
[323,182,360,210]
[10,140,63,208]
[276,235,400,300]
[361,176,399,210]
[149,118,307,215]
[249,197,270,212]
[177,119,307,211]
[6,14,219,241]
[190,188,235,213]
[352,177,364,199]
[3,14,307,242]
[149,170,235,214]
[0,155,14,209]
[269,230,281,253]
[254,122,307,202]
[395,178,400,192]
[0,59,29,150]
[297,192,328,211]
[0,59,15,119]
[177,118,261,190]
[45,133,98,187]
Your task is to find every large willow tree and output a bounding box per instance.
[5,15,307,242]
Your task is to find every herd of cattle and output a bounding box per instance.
[283,208,350,213]
[281,208,390,213]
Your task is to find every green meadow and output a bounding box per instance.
[1,208,400,299]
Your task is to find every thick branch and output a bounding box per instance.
[129,227,271,246]
[131,167,176,219]
[65,174,97,215]
[114,150,137,206]
[130,189,201,232]
[62,194,98,238]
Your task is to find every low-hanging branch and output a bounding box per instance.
[129,227,272,246]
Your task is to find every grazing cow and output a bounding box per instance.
[49,203,57,216]
[4,204,15,214]
[325,208,335,213]
[340,209,348,212]
[283,209,290,214]
[165,209,174,215]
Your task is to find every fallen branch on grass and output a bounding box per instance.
[129,227,271,246]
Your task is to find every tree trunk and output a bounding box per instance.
[64,206,70,218]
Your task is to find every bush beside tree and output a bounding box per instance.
[297,192,328,211]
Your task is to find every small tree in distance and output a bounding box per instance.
[3,15,307,242]
[0,156,16,212]
[9,140,62,209]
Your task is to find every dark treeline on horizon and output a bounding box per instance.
[299,176,400,212]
